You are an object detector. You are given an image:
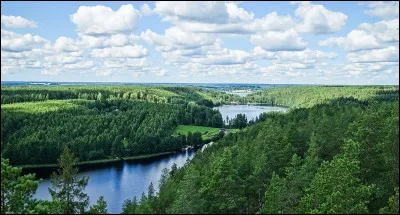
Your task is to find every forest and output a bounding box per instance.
[1,97,225,165]
[0,85,243,106]
[121,90,399,214]
[1,84,399,214]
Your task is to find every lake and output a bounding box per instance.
[214,104,288,124]
[33,150,196,214]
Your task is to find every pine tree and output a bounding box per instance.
[88,196,108,214]
[1,158,41,214]
[296,140,375,214]
[49,146,89,214]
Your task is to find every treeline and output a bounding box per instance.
[0,85,242,106]
[1,98,224,165]
[245,85,398,108]
[124,97,399,214]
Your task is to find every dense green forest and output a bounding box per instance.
[1,84,399,214]
[1,98,225,165]
[245,85,399,108]
[122,94,399,214]
[0,85,243,106]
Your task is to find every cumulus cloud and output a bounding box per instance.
[153,1,230,24]
[1,15,37,28]
[44,53,82,65]
[192,48,252,65]
[53,37,81,52]
[250,29,307,51]
[294,3,348,34]
[90,45,147,58]
[274,49,337,63]
[70,4,141,36]
[103,58,148,68]
[1,29,49,52]
[79,34,140,49]
[155,69,168,76]
[346,46,399,63]
[140,3,154,16]
[361,1,399,19]
[62,61,94,70]
[358,19,399,43]
[319,30,382,52]
[141,27,216,52]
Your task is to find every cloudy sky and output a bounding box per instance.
[1,1,399,84]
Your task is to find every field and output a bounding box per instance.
[174,125,239,140]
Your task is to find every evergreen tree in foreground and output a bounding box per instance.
[1,158,41,214]
[49,146,89,214]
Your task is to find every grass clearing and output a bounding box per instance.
[174,125,239,140]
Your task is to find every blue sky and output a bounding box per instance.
[1,1,399,84]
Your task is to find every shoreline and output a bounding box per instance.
[215,102,290,109]
[17,151,175,170]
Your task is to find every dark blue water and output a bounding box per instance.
[34,150,195,214]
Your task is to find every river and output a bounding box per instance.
[33,105,288,213]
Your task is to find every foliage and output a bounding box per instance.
[49,147,89,214]
[2,98,224,165]
[1,158,41,214]
[379,187,399,214]
[88,196,108,214]
[245,85,398,108]
[130,95,398,214]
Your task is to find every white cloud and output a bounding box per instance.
[157,6,293,35]
[361,1,399,19]
[155,69,168,76]
[290,1,311,6]
[274,49,337,63]
[319,30,382,52]
[251,46,277,60]
[103,58,148,68]
[250,29,307,51]
[53,37,81,52]
[343,62,399,79]
[346,46,399,63]
[44,54,81,65]
[90,45,147,58]
[153,1,230,24]
[225,2,254,23]
[1,15,37,28]
[41,70,59,75]
[192,48,252,65]
[62,61,94,70]
[295,3,347,34]
[249,12,295,32]
[140,3,154,16]
[1,29,49,52]
[358,19,399,43]
[70,4,141,36]
[76,34,139,49]
[141,27,216,52]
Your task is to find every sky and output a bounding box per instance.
[1,1,399,84]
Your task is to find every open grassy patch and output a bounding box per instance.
[174,125,239,140]
[1,99,89,114]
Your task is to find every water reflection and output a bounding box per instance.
[34,150,195,214]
